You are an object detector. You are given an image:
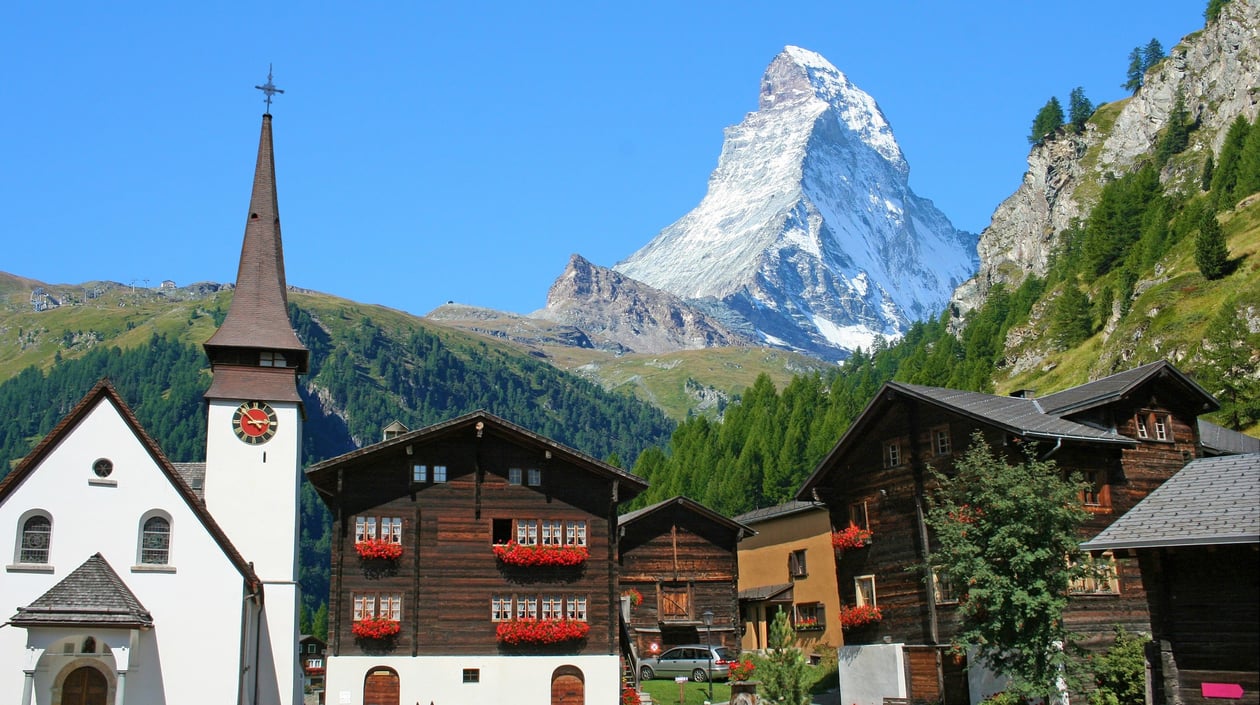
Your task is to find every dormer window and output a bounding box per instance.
[259,351,287,368]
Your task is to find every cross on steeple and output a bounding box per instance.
[255,64,284,113]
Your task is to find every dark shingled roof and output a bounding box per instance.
[1199,419,1260,456]
[619,496,755,538]
[204,113,309,374]
[733,500,826,525]
[738,583,794,603]
[888,383,1130,444]
[10,553,154,628]
[1082,453,1260,552]
[1036,360,1214,415]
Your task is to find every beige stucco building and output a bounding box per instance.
[735,501,842,663]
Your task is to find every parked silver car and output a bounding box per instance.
[639,644,736,682]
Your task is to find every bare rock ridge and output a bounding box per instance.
[950,0,1260,318]
[534,254,754,355]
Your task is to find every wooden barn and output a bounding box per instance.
[1083,453,1260,705]
[305,411,647,705]
[618,496,752,669]
[795,361,1224,705]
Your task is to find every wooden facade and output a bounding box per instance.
[306,411,647,661]
[797,361,1221,704]
[618,497,750,658]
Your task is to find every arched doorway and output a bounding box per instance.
[550,665,584,705]
[363,667,400,705]
[60,666,108,705]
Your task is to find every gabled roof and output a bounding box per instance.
[10,553,153,628]
[306,409,647,500]
[797,361,1217,499]
[1082,453,1260,551]
[1037,360,1216,416]
[620,496,755,538]
[204,113,309,373]
[734,500,826,525]
[1198,419,1260,456]
[0,380,260,590]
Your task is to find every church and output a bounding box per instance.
[0,90,306,704]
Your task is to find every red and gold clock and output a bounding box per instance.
[232,401,278,445]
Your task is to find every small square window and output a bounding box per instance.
[463,668,480,683]
[412,464,428,483]
[527,468,541,486]
[508,467,522,485]
[433,465,447,483]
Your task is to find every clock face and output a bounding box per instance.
[232,401,278,445]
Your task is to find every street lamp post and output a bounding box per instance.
[702,609,715,704]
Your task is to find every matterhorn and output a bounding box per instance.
[611,46,978,360]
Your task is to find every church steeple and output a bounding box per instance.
[204,111,309,400]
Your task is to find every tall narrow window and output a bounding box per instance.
[508,467,522,485]
[527,468,542,486]
[934,427,952,456]
[140,515,171,564]
[855,575,877,607]
[1080,469,1110,509]
[848,502,869,531]
[789,549,808,578]
[19,514,52,564]
[933,568,958,604]
[884,441,901,468]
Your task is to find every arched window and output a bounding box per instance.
[19,513,52,564]
[140,514,171,565]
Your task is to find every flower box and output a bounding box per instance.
[355,538,403,561]
[838,604,883,630]
[495,618,591,645]
[352,617,401,640]
[793,619,824,631]
[831,524,873,552]
[623,588,643,607]
[621,686,642,705]
[492,541,589,567]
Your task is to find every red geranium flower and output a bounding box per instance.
[355,538,403,560]
[838,604,883,630]
[492,542,589,567]
[494,618,591,645]
[831,524,873,552]
[352,617,401,639]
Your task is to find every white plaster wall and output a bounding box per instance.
[325,654,620,705]
[0,397,249,704]
[204,397,304,705]
[837,643,907,705]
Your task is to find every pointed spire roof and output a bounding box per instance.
[204,113,309,374]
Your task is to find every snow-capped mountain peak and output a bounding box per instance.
[609,46,977,360]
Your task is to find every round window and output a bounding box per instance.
[92,458,114,478]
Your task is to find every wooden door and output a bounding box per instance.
[551,666,584,705]
[363,668,400,705]
[61,666,108,705]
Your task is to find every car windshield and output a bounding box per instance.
[715,647,736,661]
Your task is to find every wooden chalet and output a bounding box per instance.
[796,361,1221,705]
[734,500,843,663]
[305,410,647,705]
[1083,453,1260,705]
[618,496,752,664]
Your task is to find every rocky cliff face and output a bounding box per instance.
[534,254,754,354]
[951,0,1260,318]
[606,46,977,360]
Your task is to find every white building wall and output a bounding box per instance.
[204,397,304,705]
[325,654,620,705]
[0,397,249,704]
[837,642,907,705]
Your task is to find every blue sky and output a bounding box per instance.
[2,2,1205,316]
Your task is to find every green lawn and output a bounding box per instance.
[638,678,732,705]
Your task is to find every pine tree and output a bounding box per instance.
[1142,39,1165,71]
[1068,87,1093,131]
[1123,47,1144,93]
[1029,97,1065,146]
[1211,116,1250,209]
[1195,210,1229,280]
[1155,92,1192,166]
[1197,300,1260,431]
[759,611,810,705]
[1206,0,1230,23]
[1234,114,1260,197]
[1201,154,1215,191]
[1050,285,1093,349]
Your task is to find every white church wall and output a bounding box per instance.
[0,397,250,704]
[325,654,620,705]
